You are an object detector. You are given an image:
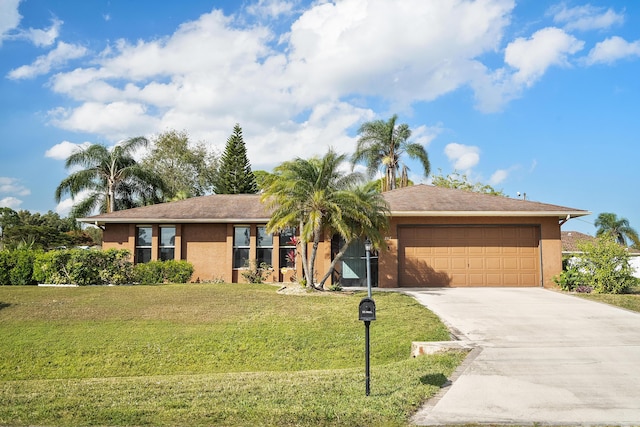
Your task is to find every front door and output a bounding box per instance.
[332,237,378,287]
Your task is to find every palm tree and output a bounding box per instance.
[261,149,388,290]
[55,137,166,217]
[351,114,430,191]
[594,212,639,247]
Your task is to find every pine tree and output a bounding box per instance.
[213,124,258,194]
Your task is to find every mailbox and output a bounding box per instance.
[358,297,376,321]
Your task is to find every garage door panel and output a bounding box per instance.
[399,226,540,287]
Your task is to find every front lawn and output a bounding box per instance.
[577,287,640,313]
[0,284,465,426]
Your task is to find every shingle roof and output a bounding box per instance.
[82,194,270,224]
[561,231,596,252]
[80,184,590,225]
[561,230,640,254]
[383,185,589,218]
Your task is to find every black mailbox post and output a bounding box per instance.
[359,297,376,395]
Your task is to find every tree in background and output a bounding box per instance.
[351,114,430,191]
[142,130,218,200]
[431,169,506,196]
[55,137,166,216]
[261,149,388,290]
[0,208,93,250]
[213,124,258,194]
[594,212,639,247]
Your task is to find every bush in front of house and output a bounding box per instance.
[240,260,273,284]
[1,249,40,285]
[34,248,134,286]
[556,235,638,294]
[133,260,194,284]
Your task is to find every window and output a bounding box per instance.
[159,226,176,261]
[233,226,250,268]
[257,226,273,266]
[279,228,297,268]
[136,226,152,263]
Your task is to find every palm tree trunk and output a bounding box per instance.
[308,226,322,290]
[318,238,352,287]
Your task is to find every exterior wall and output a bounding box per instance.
[102,222,320,284]
[379,216,562,288]
[101,216,563,288]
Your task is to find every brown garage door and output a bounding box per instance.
[398,226,540,287]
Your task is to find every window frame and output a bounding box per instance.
[233,225,251,269]
[278,228,297,269]
[158,225,176,261]
[257,226,273,267]
[135,225,152,264]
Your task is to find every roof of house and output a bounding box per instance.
[561,231,596,252]
[561,230,640,254]
[81,194,270,224]
[383,185,589,218]
[79,184,590,225]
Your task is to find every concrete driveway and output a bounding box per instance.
[404,288,640,426]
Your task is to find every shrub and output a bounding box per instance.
[240,261,273,284]
[8,249,39,285]
[573,235,637,294]
[33,250,72,284]
[33,249,134,286]
[133,260,194,284]
[553,267,583,292]
[0,251,13,285]
[161,260,194,283]
[100,249,134,285]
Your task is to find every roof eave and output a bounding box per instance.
[389,210,591,219]
[78,217,272,225]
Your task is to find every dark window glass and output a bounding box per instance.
[233,226,250,268]
[159,227,176,261]
[136,226,152,263]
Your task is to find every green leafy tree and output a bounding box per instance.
[142,130,218,200]
[261,149,389,290]
[213,124,258,194]
[55,137,166,217]
[594,212,639,247]
[573,235,637,294]
[432,169,506,196]
[352,114,430,191]
[0,208,90,250]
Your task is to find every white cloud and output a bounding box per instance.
[45,141,92,160]
[0,0,21,46]
[246,0,296,18]
[0,177,30,196]
[505,27,584,87]
[42,0,522,161]
[550,3,624,32]
[7,41,87,79]
[444,143,480,171]
[49,102,161,141]
[21,17,62,47]
[286,0,514,106]
[54,196,75,217]
[585,36,640,65]
[489,169,508,185]
[0,197,23,209]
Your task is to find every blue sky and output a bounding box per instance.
[1,0,639,236]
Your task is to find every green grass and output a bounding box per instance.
[577,287,640,313]
[0,284,465,426]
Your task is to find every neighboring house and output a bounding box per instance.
[79,184,589,288]
[561,230,640,279]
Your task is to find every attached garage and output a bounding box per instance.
[398,225,540,287]
[378,185,590,289]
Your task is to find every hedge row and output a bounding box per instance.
[0,249,194,286]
